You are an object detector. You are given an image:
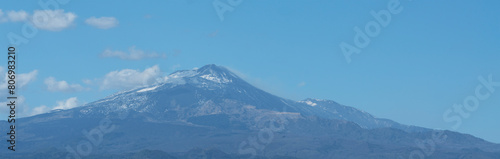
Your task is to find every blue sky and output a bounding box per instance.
[0,0,499,143]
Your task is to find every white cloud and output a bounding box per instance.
[44,77,87,92]
[30,105,50,116]
[53,97,79,110]
[100,65,162,90]
[32,9,76,31]
[7,10,28,22]
[0,68,38,117]
[0,67,38,97]
[0,9,76,31]
[85,16,118,29]
[16,70,38,88]
[30,97,80,116]
[0,9,8,22]
[297,82,306,87]
[100,46,166,60]
[82,79,92,85]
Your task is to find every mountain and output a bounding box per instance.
[1,64,500,159]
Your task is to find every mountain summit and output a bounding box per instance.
[3,64,500,159]
[166,64,241,85]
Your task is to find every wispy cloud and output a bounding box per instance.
[0,68,38,117]
[44,77,88,92]
[208,30,219,37]
[0,9,77,31]
[100,46,166,60]
[31,97,81,116]
[100,65,163,90]
[0,10,7,22]
[32,9,77,31]
[85,16,119,29]
[30,105,50,116]
[0,67,38,97]
[82,79,92,85]
[6,10,28,22]
[297,82,306,87]
[0,9,29,22]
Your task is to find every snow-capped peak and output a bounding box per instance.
[163,64,238,85]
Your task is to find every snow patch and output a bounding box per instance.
[137,85,160,92]
[299,100,317,107]
[200,74,232,83]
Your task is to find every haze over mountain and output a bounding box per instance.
[2,64,499,159]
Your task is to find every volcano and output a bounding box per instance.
[2,64,500,159]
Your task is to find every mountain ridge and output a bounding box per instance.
[3,64,500,158]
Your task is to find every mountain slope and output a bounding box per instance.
[37,64,425,131]
[2,64,500,159]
